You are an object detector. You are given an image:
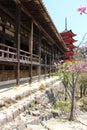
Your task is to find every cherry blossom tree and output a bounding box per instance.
[68,59,87,120]
[77,6,87,15]
[68,37,87,119]
[55,41,87,121]
[77,0,87,15]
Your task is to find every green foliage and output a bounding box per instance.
[79,97,87,111]
[29,102,35,109]
[79,73,87,97]
[82,98,87,111]
[53,61,82,120]
[55,62,73,80]
[79,73,87,85]
[39,84,46,91]
[52,72,59,76]
[53,101,70,112]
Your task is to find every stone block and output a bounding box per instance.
[0,113,7,125]
[23,102,29,110]
[18,104,24,114]
[32,110,40,116]
[4,109,14,122]
[51,110,59,118]
[0,99,5,107]
[19,113,26,122]
[15,94,22,101]
[17,124,26,130]
[2,97,13,104]
[10,96,16,103]
[12,108,19,119]
[23,90,32,97]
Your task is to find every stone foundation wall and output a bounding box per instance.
[0,77,64,129]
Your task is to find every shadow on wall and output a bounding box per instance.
[45,83,65,103]
[45,89,56,103]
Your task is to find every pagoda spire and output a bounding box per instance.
[65,17,67,31]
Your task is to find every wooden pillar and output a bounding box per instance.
[50,47,53,75]
[49,56,51,77]
[52,45,54,65]
[2,25,5,43]
[29,20,33,83]
[15,5,21,86]
[38,31,41,81]
[44,54,47,78]
[52,45,54,74]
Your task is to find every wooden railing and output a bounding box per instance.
[0,43,39,63]
[20,49,31,63]
[0,43,17,62]
[32,54,40,63]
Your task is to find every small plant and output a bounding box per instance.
[39,84,46,91]
[79,97,87,111]
[29,102,35,109]
[53,101,70,112]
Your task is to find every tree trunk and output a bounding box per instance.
[65,84,68,101]
[80,85,83,98]
[63,81,68,101]
[69,74,75,121]
[69,84,75,121]
[83,85,86,96]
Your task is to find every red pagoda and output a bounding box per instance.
[60,25,77,62]
[60,30,77,62]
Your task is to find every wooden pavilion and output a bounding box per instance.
[0,0,67,86]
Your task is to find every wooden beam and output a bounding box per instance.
[0,0,65,53]
[16,1,56,46]
[0,4,30,34]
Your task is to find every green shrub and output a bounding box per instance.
[39,84,46,91]
[29,102,35,109]
[53,101,70,112]
[79,97,87,111]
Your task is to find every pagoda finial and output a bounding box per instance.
[65,17,67,31]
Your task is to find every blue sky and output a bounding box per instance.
[42,0,87,46]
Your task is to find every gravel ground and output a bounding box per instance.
[43,111,87,130]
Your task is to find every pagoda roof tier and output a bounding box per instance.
[60,30,76,37]
[64,51,74,56]
[66,44,77,49]
[64,58,74,62]
[63,37,77,44]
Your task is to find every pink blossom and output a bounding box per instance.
[82,43,87,48]
[68,61,87,73]
[68,66,76,72]
[77,6,87,15]
[82,43,87,51]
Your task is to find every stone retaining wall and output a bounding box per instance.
[0,77,64,129]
